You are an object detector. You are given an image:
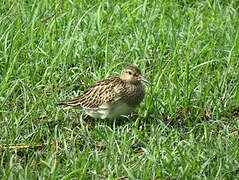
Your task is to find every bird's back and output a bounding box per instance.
[57,76,126,109]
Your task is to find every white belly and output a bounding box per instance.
[84,103,136,119]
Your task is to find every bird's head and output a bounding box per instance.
[120,66,152,85]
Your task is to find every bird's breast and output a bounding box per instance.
[123,84,146,106]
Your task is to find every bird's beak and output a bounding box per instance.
[138,75,152,86]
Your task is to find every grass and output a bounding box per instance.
[0,0,239,179]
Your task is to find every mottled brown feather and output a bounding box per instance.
[57,76,126,108]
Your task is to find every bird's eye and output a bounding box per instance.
[128,71,132,75]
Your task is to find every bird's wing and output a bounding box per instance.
[57,77,126,108]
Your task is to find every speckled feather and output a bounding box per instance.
[57,76,127,108]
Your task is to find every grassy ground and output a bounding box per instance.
[0,0,239,179]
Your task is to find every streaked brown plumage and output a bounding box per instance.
[57,65,152,119]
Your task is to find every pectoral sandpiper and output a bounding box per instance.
[57,65,152,119]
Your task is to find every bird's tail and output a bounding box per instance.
[57,97,83,107]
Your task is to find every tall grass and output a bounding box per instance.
[0,0,239,179]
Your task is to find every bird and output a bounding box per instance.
[57,65,152,119]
